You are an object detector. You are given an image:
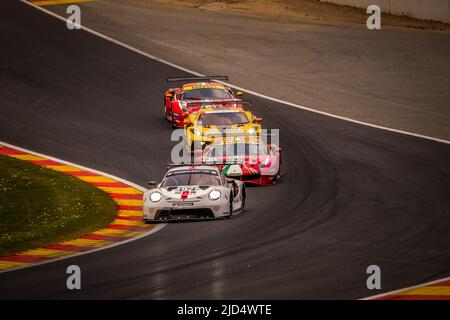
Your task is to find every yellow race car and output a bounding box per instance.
[183,104,263,153]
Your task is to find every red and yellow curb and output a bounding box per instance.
[363,277,450,300]
[375,278,450,300]
[0,144,154,272]
[28,0,95,7]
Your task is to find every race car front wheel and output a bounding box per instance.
[164,100,171,122]
[241,186,246,210]
[171,107,177,128]
[226,193,233,219]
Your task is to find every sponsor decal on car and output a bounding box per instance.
[222,164,258,176]
[183,84,225,91]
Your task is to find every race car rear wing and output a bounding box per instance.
[166,76,229,83]
[186,100,252,108]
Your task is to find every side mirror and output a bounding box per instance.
[226,178,236,184]
[236,91,244,97]
[254,117,263,123]
[148,181,157,187]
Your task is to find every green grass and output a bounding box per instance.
[0,154,117,256]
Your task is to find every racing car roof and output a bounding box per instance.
[187,100,251,108]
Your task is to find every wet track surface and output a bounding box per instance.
[0,1,449,299]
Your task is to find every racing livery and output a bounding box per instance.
[184,105,263,152]
[143,164,245,222]
[164,76,244,128]
[200,136,282,185]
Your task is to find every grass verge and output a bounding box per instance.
[0,153,117,256]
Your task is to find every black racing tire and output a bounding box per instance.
[241,185,246,210]
[226,192,233,219]
[171,107,177,128]
[275,168,282,183]
[164,99,171,122]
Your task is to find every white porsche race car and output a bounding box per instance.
[143,164,246,222]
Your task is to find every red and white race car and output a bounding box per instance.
[198,136,282,185]
[164,76,244,128]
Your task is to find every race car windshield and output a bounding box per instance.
[161,171,220,187]
[199,112,249,126]
[207,143,269,157]
[180,88,233,100]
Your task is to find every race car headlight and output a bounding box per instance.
[149,192,162,202]
[208,190,221,201]
[191,128,203,136]
[246,126,258,134]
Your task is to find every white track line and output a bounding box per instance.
[361,275,450,300]
[0,140,166,274]
[21,0,450,145]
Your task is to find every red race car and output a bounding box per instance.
[198,136,282,185]
[164,76,244,128]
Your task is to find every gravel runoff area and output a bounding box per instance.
[146,0,450,31]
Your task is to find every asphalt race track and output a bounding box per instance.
[0,0,449,299]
